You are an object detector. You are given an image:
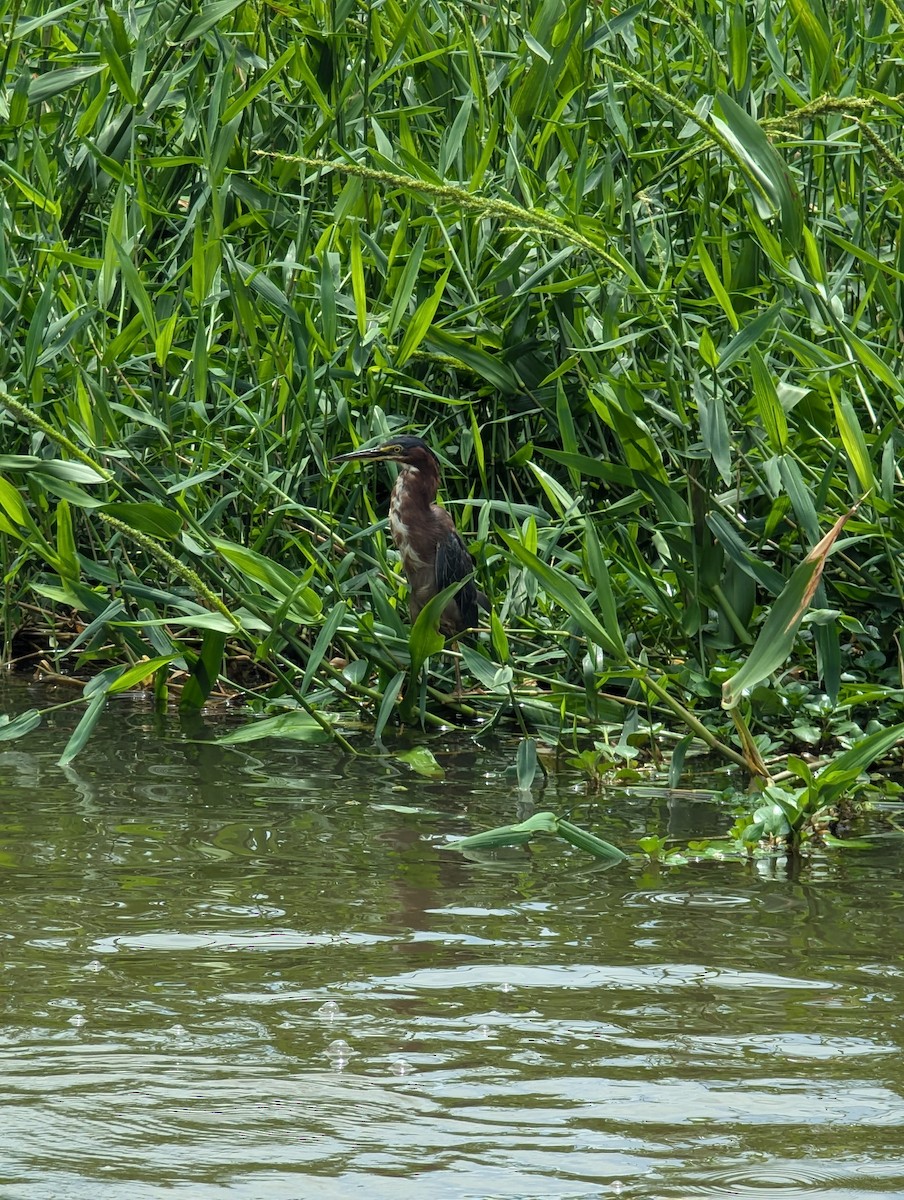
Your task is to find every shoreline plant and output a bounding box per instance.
[1,0,903,851]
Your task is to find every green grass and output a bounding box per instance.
[1,0,904,790]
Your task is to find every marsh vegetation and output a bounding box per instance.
[2,0,904,851]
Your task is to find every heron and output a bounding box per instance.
[332,434,487,638]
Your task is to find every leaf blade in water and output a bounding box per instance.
[213,712,333,745]
[396,746,444,778]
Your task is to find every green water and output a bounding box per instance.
[0,679,902,1198]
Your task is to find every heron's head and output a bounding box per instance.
[333,435,440,471]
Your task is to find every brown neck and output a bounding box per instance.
[394,460,440,509]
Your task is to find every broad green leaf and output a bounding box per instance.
[713,92,803,248]
[408,578,469,678]
[34,460,107,483]
[830,388,875,494]
[749,348,788,453]
[59,691,107,767]
[101,502,183,539]
[556,819,628,862]
[213,539,321,617]
[27,65,103,104]
[107,656,179,695]
[447,810,559,851]
[213,712,332,745]
[516,737,539,791]
[396,746,445,777]
[459,645,508,692]
[375,671,406,740]
[180,630,226,712]
[697,240,738,330]
[815,723,904,807]
[114,238,158,339]
[56,500,78,582]
[697,384,732,484]
[0,477,29,526]
[718,301,784,370]
[10,2,82,38]
[221,46,294,124]
[0,709,43,743]
[500,532,625,660]
[706,512,786,595]
[387,228,426,337]
[174,0,246,41]
[423,327,518,394]
[722,506,858,708]
[300,602,348,696]
[397,266,451,366]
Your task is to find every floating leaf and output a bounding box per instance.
[396,746,445,778]
[447,811,559,850]
[213,712,332,745]
[0,709,43,743]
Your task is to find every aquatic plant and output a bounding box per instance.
[0,0,902,824]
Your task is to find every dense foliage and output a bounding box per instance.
[1,0,904,820]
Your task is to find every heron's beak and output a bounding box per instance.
[332,446,395,464]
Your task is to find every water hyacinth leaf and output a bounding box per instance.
[214,712,333,745]
[100,502,183,539]
[396,746,444,778]
[58,691,107,767]
[786,754,814,785]
[0,709,43,743]
[814,723,904,807]
[668,734,694,788]
[722,506,858,709]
